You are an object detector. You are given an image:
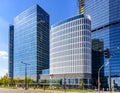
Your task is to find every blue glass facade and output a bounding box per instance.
[84,0,120,88]
[9,25,14,78]
[42,69,49,75]
[14,5,49,81]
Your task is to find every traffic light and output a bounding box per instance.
[104,48,110,58]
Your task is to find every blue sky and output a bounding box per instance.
[0,0,78,77]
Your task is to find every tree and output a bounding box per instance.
[45,80,50,86]
[0,78,2,85]
[26,77,33,85]
[14,78,21,87]
[55,80,60,89]
[0,75,10,86]
[80,80,85,89]
[9,78,14,86]
[14,78,20,84]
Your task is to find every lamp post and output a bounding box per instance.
[104,48,112,92]
[98,46,120,93]
[108,58,111,92]
[98,61,111,93]
[98,48,111,93]
[21,61,30,90]
[98,63,105,93]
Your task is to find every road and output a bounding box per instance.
[0,88,44,93]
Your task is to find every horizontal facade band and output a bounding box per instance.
[92,20,120,32]
[40,73,91,80]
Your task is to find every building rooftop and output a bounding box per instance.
[52,14,85,28]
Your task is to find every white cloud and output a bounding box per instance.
[2,56,8,59]
[0,51,8,56]
[0,51,8,59]
[0,17,9,78]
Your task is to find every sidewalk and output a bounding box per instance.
[10,87,120,93]
[27,88,119,93]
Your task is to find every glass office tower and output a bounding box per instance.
[83,0,120,88]
[9,25,14,78]
[50,15,91,88]
[78,0,84,14]
[13,4,49,81]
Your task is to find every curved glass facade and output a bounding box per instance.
[50,15,91,86]
[14,5,49,81]
[84,0,120,88]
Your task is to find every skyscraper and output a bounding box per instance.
[50,15,91,88]
[78,0,84,14]
[9,25,14,78]
[12,4,49,81]
[81,0,120,88]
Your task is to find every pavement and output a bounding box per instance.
[0,88,44,93]
[0,88,118,93]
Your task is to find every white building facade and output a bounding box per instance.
[50,15,91,88]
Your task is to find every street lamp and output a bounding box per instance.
[104,48,112,92]
[98,62,105,93]
[98,46,120,93]
[98,48,112,93]
[21,61,30,90]
[98,61,111,93]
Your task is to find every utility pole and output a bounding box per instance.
[98,63,105,93]
[108,58,111,92]
[104,48,111,92]
[21,62,30,90]
[98,48,111,93]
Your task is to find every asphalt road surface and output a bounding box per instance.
[0,88,44,93]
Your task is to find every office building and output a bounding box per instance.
[9,25,14,78]
[82,0,120,88]
[50,15,91,88]
[13,4,49,81]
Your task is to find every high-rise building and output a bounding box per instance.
[12,4,49,81]
[78,0,84,14]
[50,15,91,88]
[81,0,120,88]
[9,25,14,78]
